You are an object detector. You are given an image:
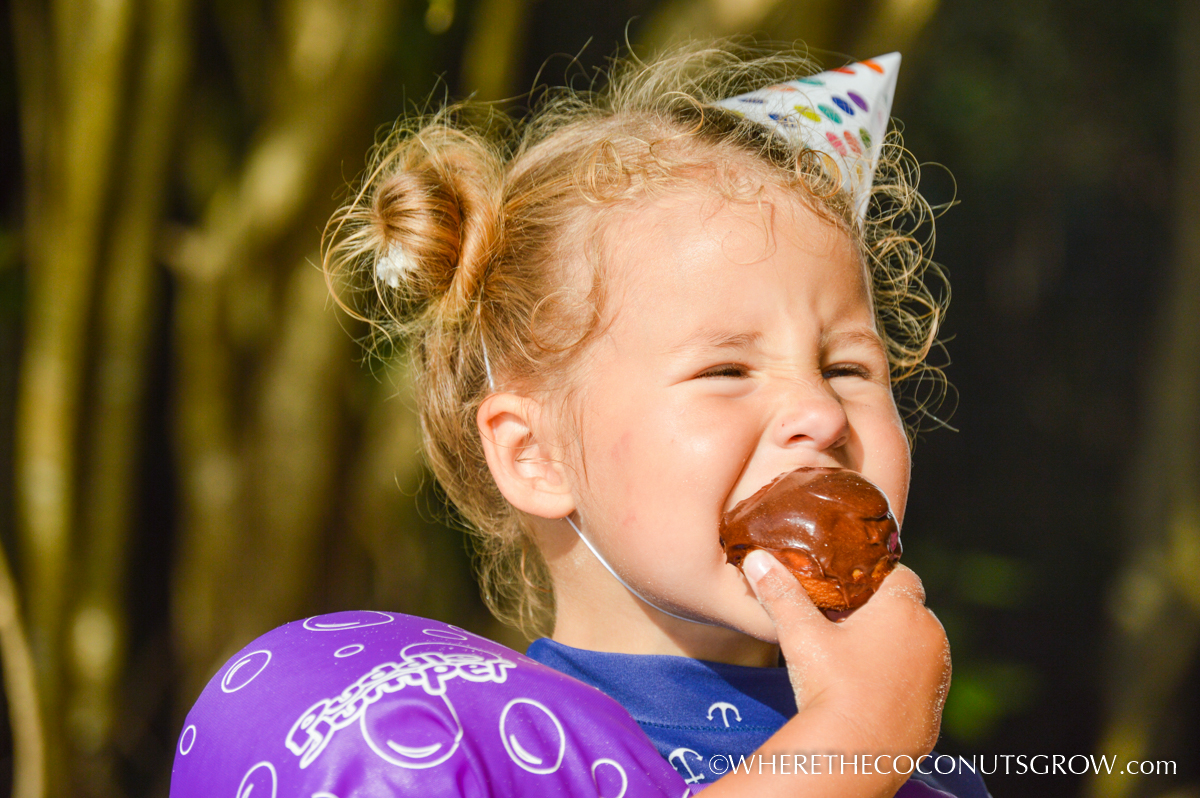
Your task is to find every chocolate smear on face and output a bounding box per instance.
[720,467,901,611]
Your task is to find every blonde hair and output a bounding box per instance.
[323,42,949,638]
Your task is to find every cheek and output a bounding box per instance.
[887,452,911,526]
[581,396,753,514]
[852,395,911,523]
[875,412,912,525]
[631,399,756,479]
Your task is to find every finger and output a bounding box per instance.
[847,564,929,626]
[873,563,927,605]
[742,549,826,631]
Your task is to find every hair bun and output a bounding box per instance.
[367,127,501,319]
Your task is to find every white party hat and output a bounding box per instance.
[714,53,901,221]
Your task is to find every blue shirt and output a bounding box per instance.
[527,638,990,797]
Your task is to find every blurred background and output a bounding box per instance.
[1,0,1197,795]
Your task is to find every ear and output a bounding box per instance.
[477,392,576,519]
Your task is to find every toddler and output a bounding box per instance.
[171,44,988,798]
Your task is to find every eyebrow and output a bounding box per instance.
[820,328,888,354]
[668,330,764,355]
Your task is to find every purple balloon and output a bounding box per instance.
[171,612,693,797]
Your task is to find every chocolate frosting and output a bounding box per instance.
[720,467,901,610]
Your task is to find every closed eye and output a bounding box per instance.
[822,363,873,380]
[696,363,751,379]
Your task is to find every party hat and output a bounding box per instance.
[714,53,901,221]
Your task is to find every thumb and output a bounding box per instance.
[742,549,827,637]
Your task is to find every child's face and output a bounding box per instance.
[554,186,911,650]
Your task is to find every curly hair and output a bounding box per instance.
[323,42,949,638]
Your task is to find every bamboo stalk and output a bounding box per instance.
[343,359,429,608]
[0,548,44,798]
[169,278,243,703]
[234,258,351,642]
[170,0,399,702]
[12,0,136,794]
[8,4,55,795]
[69,0,194,771]
[460,0,533,101]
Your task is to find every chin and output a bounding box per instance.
[700,599,780,647]
[706,612,782,666]
[734,613,781,645]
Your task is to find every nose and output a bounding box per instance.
[771,381,850,452]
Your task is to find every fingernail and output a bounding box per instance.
[742,550,775,586]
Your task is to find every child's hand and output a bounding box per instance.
[710,550,950,798]
[745,549,949,757]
